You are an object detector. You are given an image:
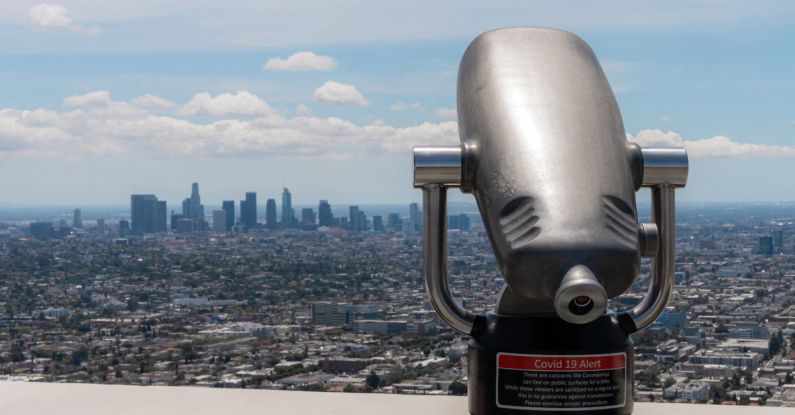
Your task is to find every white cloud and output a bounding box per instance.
[179,91,274,116]
[434,107,457,120]
[390,102,424,111]
[313,81,368,107]
[28,3,71,28]
[628,129,795,157]
[263,51,337,71]
[62,90,113,108]
[0,90,455,160]
[10,92,795,162]
[131,94,175,109]
[28,3,100,35]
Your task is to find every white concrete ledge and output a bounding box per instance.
[0,382,791,415]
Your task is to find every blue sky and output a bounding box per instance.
[1,1,795,206]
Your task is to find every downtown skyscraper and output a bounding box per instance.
[266,198,277,230]
[222,201,235,232]
[181,182,205,222]
[240,192,257,231]
[281,188,293,228]
[318,200,334,227]
[131,194,167,234]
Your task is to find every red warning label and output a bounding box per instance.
[496,352,627,411]
[498,354,626,372]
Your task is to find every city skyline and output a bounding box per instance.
[1,3,795,204]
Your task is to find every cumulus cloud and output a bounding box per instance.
[628,129,795,157]
[179,91,274,116]
[11,92,792,163]
[434,107,457,120]
[263,51,337,71]
[313,81,369,107]
[0,90,456,160]
[390,102,424,111]
[62,90,113,108]
[28,3,100,35]
[131,94,175,109]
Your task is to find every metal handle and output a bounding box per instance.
[624,147,688,332]
[414,146,476,335]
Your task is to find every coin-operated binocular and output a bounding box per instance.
[413,28,688,415]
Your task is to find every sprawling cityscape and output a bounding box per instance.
[1,183,794,407]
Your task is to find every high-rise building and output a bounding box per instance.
[222,201,234,232]
[118,219,130,236]
[409,203,420,234]
[241,192,257,230]
[72,208,83,229]
[181,183,205,221]
[131,194,167,234]
[387,213,402,231]
[759,236,774,256]
[96,218,105,233]
[358,211,368,232]
[29,222,54,240]
[301,208,316,229]
[281,188,293,227]
[157,201,167,233]
[449,215,460,230]
[212,210,227,233]
[459,213,471,232]
[176,218,194,233]
[373,215,384,232]
[318,200,334,227]
[349,206,360,232]
[266,198,277,230]
[170,213,184,231]
[773,230,785,253]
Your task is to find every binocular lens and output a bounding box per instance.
[568,296,594,315]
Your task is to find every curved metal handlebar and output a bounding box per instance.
[625,147,688,332]
[414,147,476,335]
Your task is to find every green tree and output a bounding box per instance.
[366,371,381,389]
[449,380,467,396]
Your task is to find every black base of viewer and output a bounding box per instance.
[468,312,635,415]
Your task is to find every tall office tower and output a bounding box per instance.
[181,182,205,223]
[409,202,420,234]
[222,201,234,232]
[243,192,257,230]
[118,219,130,236]
[448,215,460,230]
[239,200,247,228]
[212,210,227,233]
[387,213,402,231]
[373,215,384,232]
[72,208,83,228]
[96,218,105,233]
[358,211,368,232]
[301,208,316,229]
[349,205,360,232]
[459,213,471,232]
[266,198,277,230]
[318,200,334,227]
[131,194,167,234]
[156,201,167,232]
[773,230,785,253]
[281,188,293,227]
[759,236,774,256]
